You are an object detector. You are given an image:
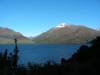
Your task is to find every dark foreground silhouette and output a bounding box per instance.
[0,37,100,75]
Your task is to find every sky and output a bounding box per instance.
[0,0,100,37]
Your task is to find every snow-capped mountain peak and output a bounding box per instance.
[55,23,69,28]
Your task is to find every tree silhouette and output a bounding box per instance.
[0,36,100,75]
[11,39,19,75]
[12,39,19,67]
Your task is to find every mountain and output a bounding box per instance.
[33,23,100,44]
[0,27,32,44]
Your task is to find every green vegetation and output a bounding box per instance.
[0,38,33,44]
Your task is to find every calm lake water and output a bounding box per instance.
[0,44,80,64]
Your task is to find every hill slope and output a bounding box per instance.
[33,23,100,44]
[0,27,32,44]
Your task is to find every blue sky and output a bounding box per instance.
[0,0,100,37]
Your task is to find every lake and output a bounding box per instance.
[0,44,80,64]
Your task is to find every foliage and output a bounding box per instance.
[0,36,100,75]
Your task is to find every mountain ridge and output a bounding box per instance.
[33,23,100,44]
[0,24,100,44]
[0,27,32,44]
